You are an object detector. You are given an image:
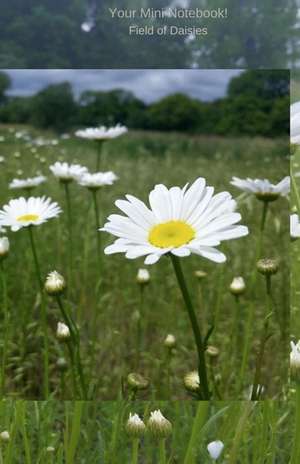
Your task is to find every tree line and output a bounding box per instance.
[0,70,289,137]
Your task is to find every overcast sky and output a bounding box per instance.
[4,69,242,103]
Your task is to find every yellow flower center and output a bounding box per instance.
[149,221,195,248]
[17,214,39,222]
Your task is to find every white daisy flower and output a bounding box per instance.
[207,440,224,461]
[75,124,128,141]
[9,175,46,190]
[291,102,300,145]
[291,214,300,240]
[101,177,248,265]
[230,176,290,201]
[49,162,88,182]
[78,171,118,189]
[0,197,62,231]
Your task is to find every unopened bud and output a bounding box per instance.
[126,413,146,438]
[45,271,66,295]
[136,268,150,285]
[164,334,176,349]
[257,258,279,276]
[46,446,55,453]
[206,345,220,359]
[229,277,246,296]
[147,410,172,439]
[0,431,10,443]
[290,341,300,383]
[0,237,9,260]
[56,322,70,341]
[127,373,149,391]
[56,357,68,372]
[194,270,207,280]
[184,371,200,393]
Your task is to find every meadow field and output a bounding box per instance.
[0,400,295,463]
[0,125,289,400]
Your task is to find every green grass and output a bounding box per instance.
[0,125,289,400]
[0,399,294,463]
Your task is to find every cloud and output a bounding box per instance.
[4,69,242,103]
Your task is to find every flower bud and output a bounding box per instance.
[136,268,150,285]
[46,446,55,453]
[45,271,66,295]
[0,431,10,443]
[164,334,176,349]
[183,371,200,393]
[290,341,300,383]
[56,357,68,372]
[0,237,9,260]
[229,277,245,296]
[206,345,220,359]
[194,270,207,280]
[257,258,279,276]
[147,410,172,439]
[56,322,70,341]
[126,413,146,438]
[127,373,149,391]
[207,440,224,461]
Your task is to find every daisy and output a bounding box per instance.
[230,176,290,202]
[291,102,300,145]
[101,177,248,265]
[49,162,88,183]
[291,214,300,240]
[75,124,127,141]
[9,175,46,190]
[0,197,61,231]
[78,171,118,189]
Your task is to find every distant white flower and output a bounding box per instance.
[9,175,46,190]
[81,20,95,32]
[0,226,6,234]
[50,162,88,182]
[0,197,61,231]
[0,431,10,442]
[230,177,290,201]
[207,440,224,461]
[136,268,150,284]
[78,171,118,189]
[290,340,300,383]
[291,214,300,240]
[75,124,128,141]
[291,102,300,145]
[164,334,176,348]
[0,237,9,258]
[102,177,248,265]
[0,156,4,163]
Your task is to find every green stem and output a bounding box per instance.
[237,201,268,395]
[251,275,273,400]
[184,402,209,464]
[136,286,144,368]
[170,255,210,400]
[56,296,87,400]
[131,439,139,464]
[64,182,73,286]
[0,260,8,397]
[28,226,49,398]
[291,169,300,216]
[91,189,101,272]
[291,385,300,464]
[228,403,254,464]
[159,439,167,464]
[96,141,103,170]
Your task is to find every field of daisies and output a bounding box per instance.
[0,400,295,463]
[0,124,289,400]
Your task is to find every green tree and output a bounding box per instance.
[0,72,11,104]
